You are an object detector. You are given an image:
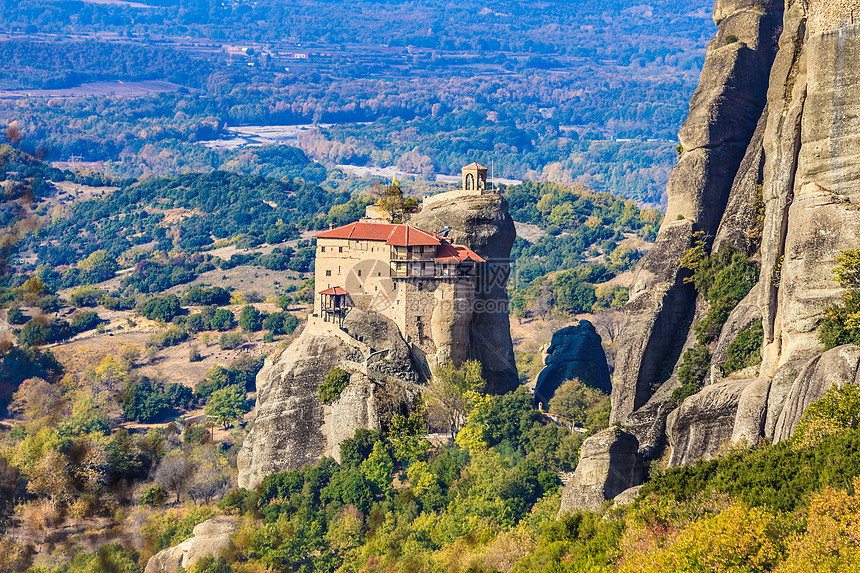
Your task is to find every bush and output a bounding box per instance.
[70,310,101,333]
[140,294,182,322]
[672,343,711,405]
[548,378,610,431]
[165,383,194,409]
[210,308,235,331]
[723,320,763,375]
[7,306,26,325]
[123,378,169,422]
[262,311,298,335]
[140,484,168,507]
[319,367,350,404]
[17,318,72,346]
[219,332,245,350]
[147,325,188,349]
[184,285,231,306]
[238,305,263,332]
[69,285,105,307]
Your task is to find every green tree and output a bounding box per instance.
[140,295,182,322]
[793,383,860,448]
[548,378,610,431]
[427,360,485,439]
[210,308,235,331]
[360,440,394,494]
[205,384,250,428]
[140,484,168,507]
[238,305,263,332]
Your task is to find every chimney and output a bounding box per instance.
[329,223,335,230]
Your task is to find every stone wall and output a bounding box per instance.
[808,0,860,35]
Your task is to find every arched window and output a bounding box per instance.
[465,173,475,190]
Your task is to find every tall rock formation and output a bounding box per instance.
[410,191,519,394]
[563,0,860,512]
[533,320,611,408]
[238,193,517,489]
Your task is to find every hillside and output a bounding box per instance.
[0,0,716,203]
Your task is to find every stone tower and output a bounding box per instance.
[461,162,488,191]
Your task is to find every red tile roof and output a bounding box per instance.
[435,243,485,263]
[319,286,349,296]
[315,220,483,263]
[385,225,441,247]
[314,221,397,241]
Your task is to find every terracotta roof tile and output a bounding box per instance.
[319,286,349,295]
[385,225,441,247]
[314,221,397,241]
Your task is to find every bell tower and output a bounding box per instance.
[461,162,488,192]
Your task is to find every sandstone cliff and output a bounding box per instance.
[562,0,860,512]
[411,191,518,394]
[238,309,418,490]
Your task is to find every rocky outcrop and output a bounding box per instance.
[238,310,417,490]
[773,344,860,441]
[144,517,237,573]
[570,0,860,507]
[533,320,611,408]
[410,192,518,394]
[611,0,782,428]
[558,427,644,514]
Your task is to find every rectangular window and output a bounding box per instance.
[358,270,362,277]
[325,270,332,277]
[339,246,343,253]
[321,246,325,252]
[407,246,413,253]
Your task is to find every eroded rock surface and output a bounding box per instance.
[145,517,237,573]
[602,2,860,489]
[558,427,644,515]
[238,310,417,490]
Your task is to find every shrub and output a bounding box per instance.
[17,318,72,346]
[123,378,169,422]
[722,320,763,375]
[725,34,739,44]
[147,325,188,349]
[672,343,711,405]
[140,484,168,507]
[189,343,201,363]
[262,311,298,335]
[6,305,26,325]
[319,367,350,404]
[140,295,182,322]
[548,378,610,431]
[184,285,231,306]
[69,285,105,307]
[238,305,263,332]
[70,310,101,333]
[165,383,194,409]
[210,308,235,331]
[219,332,245,350]
[793,383,860,448]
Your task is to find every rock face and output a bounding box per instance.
[411,192,518,394]
[238,309,418,490]
[533,320,611,407]
[558,427,644,515]
[570,1,860,511]
[145,517,237,573]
